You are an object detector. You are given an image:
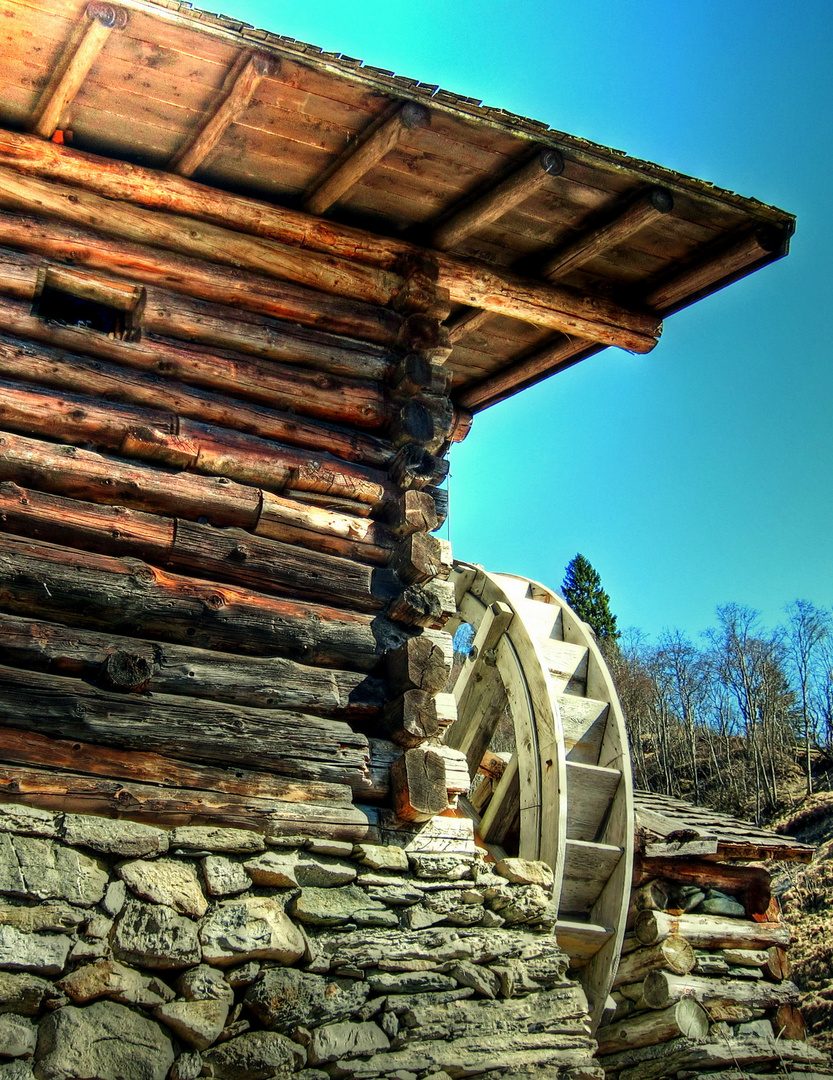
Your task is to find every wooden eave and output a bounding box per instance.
[0,0,795,412]
[635,790,814,864]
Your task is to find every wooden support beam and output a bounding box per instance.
[170,52,277,177]
[387,630,455,695]
[0,131,661,351]
[431,149,564,251]
[30,3,128,140]
[539,187,674,279]
[446,308,491,344]
[304,101,430,216]
[642,225,790,312]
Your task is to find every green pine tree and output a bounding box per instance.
[562,553,620,642]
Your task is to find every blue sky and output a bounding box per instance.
[220,0,832,641]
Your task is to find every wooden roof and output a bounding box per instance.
[0,0,795,410]
[635,790,814,863]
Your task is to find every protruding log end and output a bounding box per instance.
[101,649,153,692]
[387,629,454,695]
[649,186,674,214]
[251,52,279,78]
[391,746,449,822]
[539,148,565,176]
[400,101,431,130]
[86,2,128,29]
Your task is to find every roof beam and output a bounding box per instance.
[30,2,128,140]
[456,334,590,412]
[540,187,674,279]
[642,226,789,313]
[303,101,430,216]
[431,149,564,251]
[169,52,278,178]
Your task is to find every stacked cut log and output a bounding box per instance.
[595,856,832,1079]
[0,161,471,840]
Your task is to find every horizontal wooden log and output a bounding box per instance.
[0,276,395,403]
[0,428,262,526]
[305,101,430,217]
[0,131,662,349]
[774,1004,806,1040]
[0,210,402,346]
[0,664,378,792]
[0,612,386,717]
[387,630,455,695]
[170,52,277,177]
[634,857,771,916]
[634,910,791,950]
[0,762,377,841]
[0,483,400,612]
[455,334,588,413]
[0,724,351,805]
[596,998,709,1057]
[0,431,393,565]
[641,970,801,1013]
[384,490,440,538]
[0,331,392,466]
[142,290,395,382]
[0,534,408,668]
[0,378,392,506]
[0,167,403,308]
[613,935,696,988]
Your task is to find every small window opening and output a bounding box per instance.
[36,284,127,336]
[32,267,145,341]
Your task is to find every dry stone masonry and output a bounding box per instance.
[0,804,601,1080]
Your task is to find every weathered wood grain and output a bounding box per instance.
[0,534,408,668]
[0,483,400,611]
[0,663,379,791]
[0,377,392,506]
[0,209,403,346]
[0,612,386,717]
[0,762,377,840]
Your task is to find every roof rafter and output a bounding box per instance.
[169,50,278,178]
[30,1,128,140]
[303,100,430,217]
[431,148,564,251]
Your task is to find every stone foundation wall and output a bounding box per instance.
[0,803,601,1080]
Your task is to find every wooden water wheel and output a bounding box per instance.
[446,563,634,1027]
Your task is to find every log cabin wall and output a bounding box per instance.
[0,156,469,840]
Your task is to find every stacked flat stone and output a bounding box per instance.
[0,804,601,1080]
